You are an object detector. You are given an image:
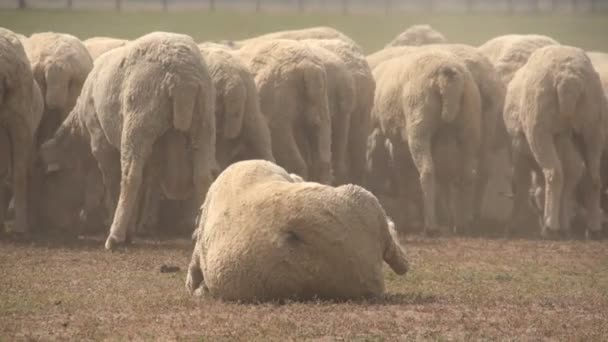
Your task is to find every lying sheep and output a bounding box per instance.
[372,49,482,234]
[504,45,607,238]
[301,40,356,185]
[22,32,93,146]
[186,159,408,302]
[311,39,376,186]
[478,34,559,85]
[385,24,447,48]
[237,39,332,184]
[36,32,217,249]
[83,36,128,60]
[0,28,43,234]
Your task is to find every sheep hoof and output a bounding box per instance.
[105,235,120,251]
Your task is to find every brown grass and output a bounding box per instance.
[1,235,607,340]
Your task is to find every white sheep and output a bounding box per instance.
[504,45,607,238]
[35,32,217,249]
[186,159,408,301]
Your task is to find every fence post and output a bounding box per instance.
[507,0,514,15]
[255,0,261,12]
[67,0,72,9]
[162,0,168,12]
[116,0,121,11]
[209,0,215,11]
[384,0,391,16]
[297,0,304,13]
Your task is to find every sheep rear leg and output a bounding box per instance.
[527,129,563,238]
[407,132,439,235]
[105,148,148,250]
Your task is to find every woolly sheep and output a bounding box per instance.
[186,159,409,302]
[83,36,128,61]
[311,38,376,185]
[233,26,360,50]
[367,44,507,226]
[237,39,332,184]
[587,51,608,95]
[385,24,447,48]
[300,40,356,185]
[478,34,559,85]
[199,45,275,168]
[136,44,278,235]
[504,45,607,238]
[0,28,43,234]
[36,32,217,249]
[372,49,482,234]
[22,32,93,146]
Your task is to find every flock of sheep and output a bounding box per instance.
[1,23,608,301]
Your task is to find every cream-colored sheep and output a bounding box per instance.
[478,34,559,85]
[199,45,275,169]
[186,159,408,302]
[311,39,376,185]
[372,49,482,234]
[385,24,447,48]
[366,45,418,70]
[300,40,356,184]
[237,39,332,184]
[368,44,507,227]
[504,45,607,238]
[234,26,360,50]
[0,28,43,234]
[22,32,93,146]
[587,51,608,95]
[36,32,217,249]
[83,36,128,60]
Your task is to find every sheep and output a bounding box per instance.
[367,45,418,70]
[83,36,128,61]
[307,39,376,186]
[232,26,360,50]
[367,44,507,229]
[0,28,43,234]
[199,45,275,169]
[478,34,559,85]
[587,51,608,95]
[385,24,447,48]
[300,40,356,185]
[186,159,409,302]
[504,45,607,239]
[236,39,332,184]
[372,49,482,235]
[22,32,93,146]
[35,32,217,249]
[134,44,278,235]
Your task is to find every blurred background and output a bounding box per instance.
[1,0,607,53]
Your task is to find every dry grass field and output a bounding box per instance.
[2,8,608,341]
[2,235,608,340]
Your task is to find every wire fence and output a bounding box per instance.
[3,0,608,14]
